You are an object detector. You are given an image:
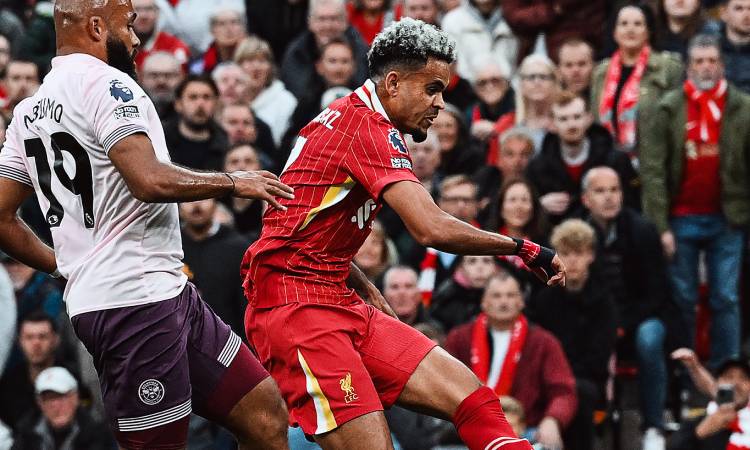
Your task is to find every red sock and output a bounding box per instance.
[453,387,532,450]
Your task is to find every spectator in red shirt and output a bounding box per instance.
[641,34,750,370]
[526,90,638,224]
[190,7,247,75]
[444,271,577,450]
[132,0,190,71]
[346,0,396,45]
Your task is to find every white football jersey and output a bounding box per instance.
[0,53,186,317]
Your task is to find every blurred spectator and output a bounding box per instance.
[180,199,251,340]
[411,176,482,302]
[654,0,721,59]
[353,219,394,287]
[284,38,357,148]
[140,51,184,122]
[0,264,14,373]
[640,34,749,369]
[190,8,247,75]
[558,38,596,100]
[581,167,684,449]
[280,0,369,99]
[475,128,535,225]
[235,36,298,147]
[245,0,309,63]
[219,143,265,237]
[15,2,54,74]
[430,255,498,332]
[347,0,395,45]
[500,396,536,443]
[442,62,478,112]
[444,272,577,448]
[406,132,443,196]
[402,0,440,25]
[467,57,515,165]
[501,0,605,65]
[494,54,558,155]
[172,0,245,55]
[668,356,750,449]
[441,0,518,80]
[212,62,251,107]
[591,4,684,160]
[526,90,638,222]
[527,219,618,450]
[132,0,190,70]
[11,367,114,450]
[0,34,11,79]
[0,11,22,52]
[217,103,278,168]
[717,0,750,93]
[0,312,77,431]
[432,104,484,176]
[0,59,39,118]
[381,265,439,327]
[441,0,463,14]
[165,75,229,171]
[490,179,549,283]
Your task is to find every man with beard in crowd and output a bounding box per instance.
[164,75,230,170]
[139,51,184,122]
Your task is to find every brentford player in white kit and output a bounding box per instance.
[0,1,292,449]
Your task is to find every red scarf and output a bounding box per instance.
[684,78,727,145]
[470,313,528,396]
[598,46,651,152]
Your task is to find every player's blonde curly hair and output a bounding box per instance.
[368,17,456,80]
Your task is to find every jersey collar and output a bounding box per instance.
[51,53,107,69]
[354,79,391,122]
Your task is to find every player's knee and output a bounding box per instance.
[231,379,289,446]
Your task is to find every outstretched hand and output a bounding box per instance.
[531,253,566,286]
[363,284,398,319]
[228,171,294,210]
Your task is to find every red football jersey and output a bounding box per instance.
[241,80,420,308]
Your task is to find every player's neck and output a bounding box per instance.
[56,44,107,63]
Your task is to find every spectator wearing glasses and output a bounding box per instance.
[140,51,185,122]
[190,7,248,75]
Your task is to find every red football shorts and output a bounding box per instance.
[244,299,437,435]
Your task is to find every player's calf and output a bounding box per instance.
[453,386,532,450]
[223,376,289,450]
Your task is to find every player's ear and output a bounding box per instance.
[88,16,106,42]
[384,71,400,97]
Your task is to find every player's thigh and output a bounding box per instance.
[72,292,194,449]
[247,303,384,437]
[314,411,394,450]
[182,283,287,441]
[396,346,483,420]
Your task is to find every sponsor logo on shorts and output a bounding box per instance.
[138,379,165,405]
[339,372,358,404]
[114,105,140,120]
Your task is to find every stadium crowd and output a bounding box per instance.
[0,0,749,449]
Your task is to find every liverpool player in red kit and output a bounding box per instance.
[242,18,565,450]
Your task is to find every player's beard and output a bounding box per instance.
[106,35,138,81]
[410,129,427,143]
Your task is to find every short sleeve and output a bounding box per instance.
[86,71,151,154]
[0,116,32,186]
[343,119,419,199]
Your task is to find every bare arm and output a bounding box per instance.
[382,181,566,285]
[108,133,293,206]
[348,262,397,319]
[0,178,56,274]
[672,348,718,397]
